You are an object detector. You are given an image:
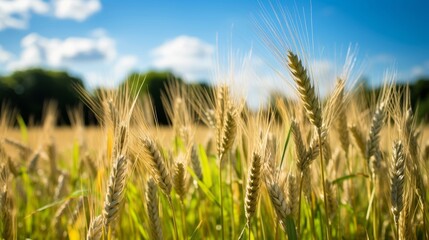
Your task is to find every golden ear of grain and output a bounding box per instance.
[146,178,163,240]
[334,79,350,155]
[102,155,128,228]
[390,140,405,226]
[266,179,290,225]
[349,124,366,156]
[286,174,298,219]
[291,120,307,172]
[54,172,69,201]
[218,106,237,158]
[324,180,337,220]
[142,137,172,196]
[244,152,262,223]
[366,102,385,161]
[0,184,13,240]
[173,161,186,200]
[287,50,322,130]
[87,215,103,240]
[191,145,203,181]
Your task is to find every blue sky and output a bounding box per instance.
[0,0,428,103]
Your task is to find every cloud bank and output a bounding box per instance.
[0,0,101,30]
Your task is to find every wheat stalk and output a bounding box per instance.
[349,124,366,156]
[190,145,203,181]
[218,106,237,159]
[244,152,262,224]
[87,215,103,240]
[146,178,163,240]
[390,140,405,228]
[103,155,128,228]
[142,137,172,196]
[287,50,322,130]
[291,120,308,172]
[173,161,186,200]
[286,174,298,219]
[335,79,350,155]
[366,102,385,162]
[266,177,290,225]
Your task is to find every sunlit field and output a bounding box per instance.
[1,64,429,240]
[1,2,429,240]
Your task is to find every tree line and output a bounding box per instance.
[0,68,428,126]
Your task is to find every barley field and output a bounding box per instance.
[0,48,428,240]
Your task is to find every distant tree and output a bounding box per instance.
[121,71,184,125]
[410,78,429,121]
[0,68,86,125]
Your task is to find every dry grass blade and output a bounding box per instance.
[146,178,163,240]
[103,155,128,228]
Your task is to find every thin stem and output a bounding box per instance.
[395,221,399,240]
[318,132,331,239]
[167,196,179,240]
[274,217,279,240]
[219,153,225,240]
[180,200,188,239]
[238,224,247,240]
[229,154,235,239]
[297,172,304,235]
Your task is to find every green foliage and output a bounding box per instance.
[121,71,184,125]
[0,68,85,125]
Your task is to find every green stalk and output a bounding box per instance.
[219,153,225,240]
[297,172,304,234]
[318,133,331,239]
[167,196,179,240]
[180,201,188,239]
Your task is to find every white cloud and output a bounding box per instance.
[53,0,101,21]
[84,56,139,88]
[411,66,424,77]
[151,35,214,82]
[0,0,49,30]
[8,31,116,70]
[114,55,138,79]
[0,45,13,63]
[0,0,101,30]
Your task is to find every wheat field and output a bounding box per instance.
[1,50,428,240]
